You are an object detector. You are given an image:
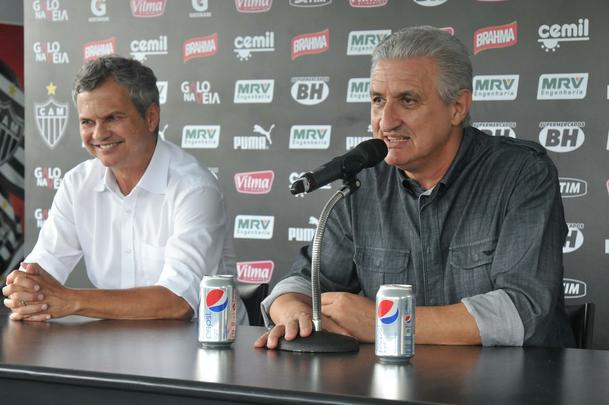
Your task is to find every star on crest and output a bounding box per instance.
[46,82,57,95]
[8,84,17,97]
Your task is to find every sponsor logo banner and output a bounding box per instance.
[181,81,221,105]
[156,81,168,105]
[563,278,587,299]
[235,0,272,13]
[34,167,62,189]
[538,18,589,52]
[33,41,70,64]
[34,208,49,229]
[538,121,585,153]
[290,0,332,6]
[234,215,275,239]
[348,0,387,7]
[473,75,519,100]
[233,124,275,150]
[183,33,218,62]
[181,125,220,149]
[291,77,329,105]
[413,0,447,6]
[32,0,69,21]
[537,73,588,100]
[474,21,518,54]
[130,0,166,17]
[291,29,330,60]
[83,37,116,62]
[89,0,110,22]
[347,30,391,55]
[234,170,275,194]
[237,260,274,283]
[346,136,372,150]
[190,0,211,17]
[234,80,274,103]
[559,178,587,198]
[289,125,331,149]
[472,121,517,138]
[130,35,168,61]
[563,223,584,253]
[288,216,319,242]
[347,78,370,103]
[34,98,68,149]
[234,32,275,61]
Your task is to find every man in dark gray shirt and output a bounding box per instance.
[255,26,574,348]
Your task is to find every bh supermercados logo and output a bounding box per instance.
[33,41,70,64]
[563,223,584,253]
[0,101,24,166]
[35,83,68,150]
[472,121,517,138]
[349,0,387,7]
[34,167,62,190]
[32,0,69,21]
[538,121,585,153]
[538,18,589,52]
[291,77,329,105]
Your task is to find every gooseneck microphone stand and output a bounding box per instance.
[277,178,360,353]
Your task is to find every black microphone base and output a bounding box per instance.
[276,330,359,353]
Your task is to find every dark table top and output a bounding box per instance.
[0,312,607,404]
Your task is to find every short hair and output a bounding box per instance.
[371,26,473,127]
[72,56,159,120]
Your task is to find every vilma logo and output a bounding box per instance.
[378,300,399,324]
[206,289,228,312]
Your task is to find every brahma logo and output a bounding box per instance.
[233,124,274,150]
[183,34,218,62]
[234,215,275,239]
[346,136,372,150]
[34,208,49,229]
[537,73,588,100]
[34,167,62,190]
[473,121,517,138]
[291,29,330,60]
[563,278,587,299]
[289,125,331,149]
[237,261,274,283]
[0,101,24,166]
[559,178,587,198]
[206,289,228,312]
[347,30,391,55]
[378,299,399,324]
[349,0,387,7]
[130,0,166,17]
[130,35,167,62]
[563,223,584,253]
[347,78,370,103]
[190,0,211,17]
[33,41,69,64]
[32,0,69,21]
[288,216,318,242]
[474,21,518,54]
[291,77,329,105]
[290,0,332,6]
[538,121,585,153]
[234,80,274,103]
[473,75,519,101]
[235,0,272,12]
[83,37,115,63]
[181,81,221,105]
[181,125,220,149]
[156,81,167,105]
[234,171,274,194]
[538,18,589,52]
[89,0,109,22]
[234,32,275,61]
[413,0,447,6]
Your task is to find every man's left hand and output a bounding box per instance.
[321,292,375,342]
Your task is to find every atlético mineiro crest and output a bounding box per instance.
[35,98,68,149]
[0,101,24,165]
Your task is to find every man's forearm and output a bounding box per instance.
[415,303,481,345]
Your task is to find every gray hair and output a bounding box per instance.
[72,56,159,121]
[371,26,473,127]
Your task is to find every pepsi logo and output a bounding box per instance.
[378,299,399,324]
[206,289,228,312]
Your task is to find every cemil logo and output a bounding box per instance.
[234,80,274,103]
[537,73,588,100]
[349,0,387,7]
[234,32,275,61]
[474,21,518,54]
[237,261,274,283]
[288,216,318,242]
[183,33,218,62]
[346,78,370,103]
[181,125,220,149]
[32,0,69,21]
[291,77,329,105]
[35,83,68,150]
[130,35,167,62]
[206,289,228,312]
[538,121,585,153]
[538,18,589,52]
[83,37,115,62]
[235,0,272,12]
[378,300,399,324]
[291,29,330,60]
[473,75,519,100]
[34,167,62,190]
[234,171,274,194]
[289,125,331,149]
[233,124,274,150]
[234,215,275,239]
[563,223,584,253]
[559,178,587,198]
[34,208,49,229]
[130,0,166,17]
[0,101,24,166]
[347,30,391,55]
[33,41,69,64]
[181,81,220,105]
[290,0,332,6]
[563,278,587,299]
[472,121,517,138]
[89,0,109,22]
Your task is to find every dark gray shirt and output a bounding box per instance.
[263,127,574,347]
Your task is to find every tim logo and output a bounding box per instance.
[235,0,272,12]
[234,215,275,240]
[559,178,587,198]
[473,121,517,138]
[233,124,274,150]
[538,122,585,153]
[289,125,331,149]
[237,261,274,283]
[34,208,49,229]
[234,32,275,61]
[346,78,370,103]
[0,101,24,166]
[563,278,587,299]
[346,136,372,150]
[538,18,589,52]
[130,35,167,62]
[474,21,518,54]
[291,29,330,60]
[181,81,220,105]
[349,0,387,7]
[347,30,391,55]
[234,80,274,103]
[378,300,399,324]
[290,0,332,6]
[537,73,588,100]
[414,0,447,6]
[89,0,109,22]
[291,77,329,105]
[130,0,166,17]
[34,167,62,189]
[206,289,228,312]
[183,34,218,62]
[33,42,69,64]
[190,0,211,17]
[234,170,274,194]
[156,81,167,105]
[563,223,584,253]
[32,0,69,21]
[288,216,319,242]
[181,125,220,149]
[35,97,68,149]
[83,37,115,63]
[473,75,519,101]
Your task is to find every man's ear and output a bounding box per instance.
[450,89,472,127]
[145,103,160,134]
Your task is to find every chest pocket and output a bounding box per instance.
[137,242,166,286]
[448,238,496,298]
[353,247,410,298]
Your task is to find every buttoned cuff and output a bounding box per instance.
[261,275,312,327]
[462,289,524,346]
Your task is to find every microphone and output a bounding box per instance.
[290,138,388,195]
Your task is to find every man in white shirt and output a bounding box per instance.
[2,56,246,322]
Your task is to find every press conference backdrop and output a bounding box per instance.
[24,0,609,348]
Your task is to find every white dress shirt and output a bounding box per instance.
[27,138,245,321]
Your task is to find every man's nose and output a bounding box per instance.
[380,101,401,132]
[91,122,108,139]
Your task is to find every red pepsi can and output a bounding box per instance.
[375,284,415,362]
[198,275,237,348]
